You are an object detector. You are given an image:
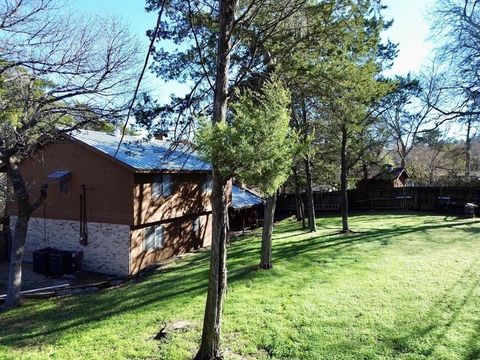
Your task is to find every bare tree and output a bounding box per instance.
[462,113,479,178]
[427,0,480,119]
[413,1,480,178]
[382,75,439,167]
[0,0,139,310]
[407,130,465,185]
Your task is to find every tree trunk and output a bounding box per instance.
[293,166,304,223]
[400,148,406,168]
[3,157,47,310]
[5,213,29,309]
[395,107,408,168]
[300,198,306,229]
[304,157,316,232]
[301,98,316,232]
[197,173,229,360]
[362,161,369,181]
[398,139,407,168]
[260,192,277,269]
[196,0,237,358]
[340,125,349,233]
[466,115,472,180]
[294,187,302,221]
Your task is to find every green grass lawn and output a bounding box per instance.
[1,212,480,360]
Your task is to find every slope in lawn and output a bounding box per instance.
[0,213,479,360]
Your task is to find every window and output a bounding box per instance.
[59,178,69,193]
[144,225,164,251]
[193,216,201,232]
[163,174,172,196]
[152,174,172,198]
[48,170,71,194]
[202,174,213,193]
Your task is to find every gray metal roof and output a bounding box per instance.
[232,185,264,210]
[69,129,211,172]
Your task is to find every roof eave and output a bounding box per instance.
[133,168,212,174]
[231,203,263,210]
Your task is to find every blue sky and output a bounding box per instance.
[71,0,435,101]
[72,1,155,39]
[383,0,434,77]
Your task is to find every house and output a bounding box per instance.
[357,164,410,189]
[3,129,225,275]
[228,185,264,231]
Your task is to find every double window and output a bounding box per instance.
[152,174,172,198]
[144,225,164,251]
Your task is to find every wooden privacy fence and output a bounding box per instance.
[348,186,480,211]
[278,186,480,215]
[0,230,8,262]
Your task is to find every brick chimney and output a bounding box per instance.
[153,130,168,141]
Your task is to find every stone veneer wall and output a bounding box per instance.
[9,217,130,275]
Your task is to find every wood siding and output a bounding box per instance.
[7,141,134,225]
[130,213,212,273]
[133,173,213,226]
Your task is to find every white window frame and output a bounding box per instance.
[152,174,172,198]
[144,224,164,251]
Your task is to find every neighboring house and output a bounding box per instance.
[357,165,410,189]
[229,185,264,231]
[3,130,223,275]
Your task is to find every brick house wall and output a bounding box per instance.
[10,216,130,275]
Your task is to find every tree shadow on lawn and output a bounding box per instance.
[271,230,311,241]
[465,319,480,360]
[227,216,480,358]
[383,261,480,358]
[267,219,480,264]
[455,226,480,235]
[0,254,212,347]
[1,215,479,352]
[225,218,480,271]
[272,211,471,241]
[318,210,452,220]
